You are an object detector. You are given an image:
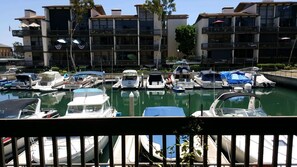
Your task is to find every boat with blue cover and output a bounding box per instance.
[140,106,203,162]
[220,71,252,87]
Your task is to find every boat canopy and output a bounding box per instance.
[217,92,260,101]
[0,98,38,118]
[73,71,105,77]
[220,71,251,84]
[143,106,185,116]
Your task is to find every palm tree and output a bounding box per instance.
[144,0,176,68]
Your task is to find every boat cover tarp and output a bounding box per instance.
[220,71,252,84]
[142,106,186,159]
[143,106,185,116]
[0,98,38,118]
[73,71,104,77]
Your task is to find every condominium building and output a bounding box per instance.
[12,3,188,69]
[0,44,12,57]
[194,0,297,65]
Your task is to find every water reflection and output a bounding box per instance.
[0,87,297,116]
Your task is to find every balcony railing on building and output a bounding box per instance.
[202,27,234,34]
[90,29,113,35]
[47,30,69,36]
[279,27,297,33]
[115,29,138,35]
[260,27,278,33]
[115,45,138,50]
[234,26,258,34]
[2,117,297,167]
[91,44,113,50]
[22,45,43,52]
[12,30,42,37]
[201,43,234,49]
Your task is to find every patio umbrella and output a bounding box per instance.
[29,22,40,27]
[213,20,224,24]
[19,23,28,28]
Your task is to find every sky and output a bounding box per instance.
[0,0,291,47]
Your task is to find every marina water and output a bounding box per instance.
[0,86,296,116]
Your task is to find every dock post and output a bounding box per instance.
[129,92,134,116]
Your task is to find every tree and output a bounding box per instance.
[175,25,196,58]
[12,41,24,58]
[143,0,176,68]
[69,0,94,72]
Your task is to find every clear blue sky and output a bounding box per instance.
[0,0,290,47]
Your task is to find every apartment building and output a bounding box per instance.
[194,0,297,65]
[12,3,188,69]
[0,44,12,57]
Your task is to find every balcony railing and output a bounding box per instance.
[12,30,42,37]
[234,42,258,49]
[22,45,43,51]
[91,44,114,50]
[115,45,138,50]
[201,43,234,49]
[2,117,297,166]
[47,30,69,36]
[260,27,278,33]
[115,29,138,35]
[202,27,234,34]
[90,29,113,35]
[235,26,258,33]
[279,27,297,33]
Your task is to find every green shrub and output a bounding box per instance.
[51,66,60,71]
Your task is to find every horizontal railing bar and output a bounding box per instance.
[0,117,297,136]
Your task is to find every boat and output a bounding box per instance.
[31,88,118,164]
[193,70,224,89]
[146,70,166,89]
[172,85,185,93]
[191,88,297,164]
[62,71,104,90]
[169,59,195,90]
[140,106,203,162]
[0,98,59,161]
[6,73,40,90]
[239,67,276,88]
[32,70,65,92]
[220,70,252,88]
[120,69,141,89]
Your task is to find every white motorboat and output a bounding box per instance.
[194,70,223,89]
[62,71,104,90]
[32,70,65,92]
[192,88,297,164]
[7,73,40,90]
[220,71,252,88]
[0,98,59,161]
[239,67,276,88]
[120,69,140,89]
[140,106,203,162]
[146,70,166,89]
[169,60,195,90]
[31,88,118,164]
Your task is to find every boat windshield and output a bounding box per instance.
[67,105,84,113]
[40,74,55,82]
[123,75,137,80]
[85,105,102,113]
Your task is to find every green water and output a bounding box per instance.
[0,86,297,116]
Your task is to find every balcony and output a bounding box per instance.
[259,42,277,49]
[154,29,167,36]
[234,42,258,49]
[22,45,43,52]
[2,117,297,166]
[260,27,278,33]
[279,27,297,34]
[90,29,113,35]
[139,30,154,35]
[91,44,114,50]
[115,45,138,50]
[115,29,138,35]
[140,45,154,50]
[202,27,234,34]
[47,30,69,36]
[201,43,234,50]
[12,30,42,37]
[235,26,258,34]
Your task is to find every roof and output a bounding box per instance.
[143,106,185,117]
[0,44,12,48]
[15,16,45,20]
[235,1,297,12]
[0,98,39,118]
